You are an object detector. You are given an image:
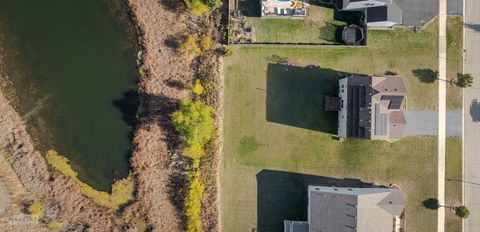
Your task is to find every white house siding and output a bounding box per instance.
[343,0,388,11]
[367,21,397,27]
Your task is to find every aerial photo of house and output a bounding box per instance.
[0,0,476,231]
[284,186,405,232]
[335,74,407,140]
[261,0,310,17]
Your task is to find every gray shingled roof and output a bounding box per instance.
[308,186,405,232]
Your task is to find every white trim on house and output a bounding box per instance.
[338,78,348,138]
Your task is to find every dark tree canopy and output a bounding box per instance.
[455,73,474,88]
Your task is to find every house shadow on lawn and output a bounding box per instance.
[256,169,375,232]
[266,63,340,133]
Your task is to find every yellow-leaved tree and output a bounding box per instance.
[171,100,214,159]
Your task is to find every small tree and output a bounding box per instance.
[455,206,470,218]
[453,73,474,88]
[204,0,222,11]
[184,170,204,232]
[218,46,233,57]
[184,0,209,16]
[27,201,44,220]
[199,36,212,51]
[172,100,214,159]
[178,36,201,56]
[193,79,204,95]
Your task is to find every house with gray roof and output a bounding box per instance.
[336,74,407,141]
[338,0,403,27]
[284,186,405,232]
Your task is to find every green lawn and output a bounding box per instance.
[248,5,360,44]
[446,16,463,109]
[445,16,464,232]
[221,17,463,232]
[446,138,463,232]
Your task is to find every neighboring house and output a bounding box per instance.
[284,186,405,232]
[336,74,407,141]
[338,0,403,27]
[260,0,310,18]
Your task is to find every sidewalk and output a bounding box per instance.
[438,0,447,231]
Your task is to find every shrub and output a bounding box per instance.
[172,100,214,159]
[178,36,201,56]
[184,170,204,232]
[218,46,233,57]
[184,0,209,16]
[0,148,13,163]
[203,0,222,11]
[46,150,78,178]
[45,150,134,211]
[27,201,44,220]
[199,36,212,51]
[456,206,470,218]
[47,220,63,232]
[135,219,148,232]
[193,79,205,95]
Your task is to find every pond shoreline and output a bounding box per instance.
[0,0,222,230]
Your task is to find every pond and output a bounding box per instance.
[0,0,139,191]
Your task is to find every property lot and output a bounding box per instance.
[247,5,360,44]
[221,18,463,232]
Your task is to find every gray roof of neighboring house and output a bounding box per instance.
[284,220,309,232]
[366,0,402,24]
[308,186,405,232]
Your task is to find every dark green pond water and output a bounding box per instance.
[0,0,138,191]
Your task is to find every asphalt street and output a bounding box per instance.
[463,0,480,230]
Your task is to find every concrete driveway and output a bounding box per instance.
[395,0,462,27]
[403,110,462,136]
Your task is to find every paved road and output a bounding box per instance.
[403,110,462,136]
[463,0,480,230]
[396,0,462,27]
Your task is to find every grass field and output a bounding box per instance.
[221,18,463,232]
[445,16,464,232]
[446,16,464,111]
[248,5,360,44]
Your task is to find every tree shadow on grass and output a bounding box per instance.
[266,63,341,133]
[412,68,438,83]
[422,198,440,210]
[256,169,376,232]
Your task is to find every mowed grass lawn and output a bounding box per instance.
[221,18,463,232]
[249,5,360,44]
